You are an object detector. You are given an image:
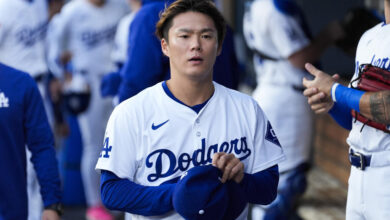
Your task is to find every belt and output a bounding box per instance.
[349,149,371,170]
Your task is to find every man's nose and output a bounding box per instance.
[190,37,201,51]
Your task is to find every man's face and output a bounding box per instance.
[161,11,221,82]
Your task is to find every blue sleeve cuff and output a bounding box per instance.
[240,165,279,205]
[331,83,365,112]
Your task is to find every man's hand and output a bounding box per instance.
[303,87,334,114]
[302,63,340,114]
[303,63,337,96]
[212,152,244,184]
[42,210,60,220]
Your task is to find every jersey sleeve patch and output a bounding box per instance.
[99,137,113,158]
[265,121,281,147]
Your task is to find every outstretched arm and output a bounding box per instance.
[360,91,390,124]
[303,63,390,124]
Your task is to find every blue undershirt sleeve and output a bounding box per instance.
[328,102,353,130]
[101,165,278,215]
[100,170,175,216]
[239,165,279,205]
[24,77,61,207]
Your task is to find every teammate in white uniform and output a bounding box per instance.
[96,1,285,219]
[303,1,390,219]
[243,0,344,218]
[48,0,128,219]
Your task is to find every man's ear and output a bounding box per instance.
[161,38,169,57]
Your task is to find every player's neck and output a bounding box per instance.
[166,78,214,107]
[386,0,390,24]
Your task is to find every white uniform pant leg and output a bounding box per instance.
[125,213,132,220]
[78,76,113,207]
[346,165,390,220]
[26,149,43,220]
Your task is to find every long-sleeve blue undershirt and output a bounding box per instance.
[100,165,279,216]
[329,102,353,130]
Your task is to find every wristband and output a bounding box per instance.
[331,83,365,112]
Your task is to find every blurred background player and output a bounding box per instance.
[0,62,62,220]
[111,0,141,70]
[47,0,128,219]
[100,0,141,104]
[0,0,66,219]
[303,0,390,219]
[243,0,345,219]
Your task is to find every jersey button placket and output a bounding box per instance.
[194,117,201,137]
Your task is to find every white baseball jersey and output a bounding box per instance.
[47,0,128,77]
[343,22,390,220]
[96,82,285,220]
[243,0,313,172]
[0,0,48,77]
[111,11,136,66]
[348,22,390,154]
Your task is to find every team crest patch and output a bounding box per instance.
[0,92,9,108]
[265,121,281,147]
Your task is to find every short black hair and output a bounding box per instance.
[156,0,226,48]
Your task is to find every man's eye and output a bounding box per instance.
[179,35,189,38]
[202,35,212,39]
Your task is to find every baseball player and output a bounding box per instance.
[111,0,141,70]
[0,62,62,220]
[95,1,285,219]
[47,0,128,219]
[243,0,344,218]
[100,0,141,103]
[303,1,390,219]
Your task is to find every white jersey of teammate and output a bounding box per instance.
[111,11,136,66]
[0,0,48,77]
[243,0,313,172]
[96,82,285,220]
[348,22,390,154]
[345,22,390,220]
[48,0,128,77]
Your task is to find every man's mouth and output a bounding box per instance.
[189,56,203,64]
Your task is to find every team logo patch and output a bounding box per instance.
[99,137,112,158]
[265,121,281,147]
[0,92,9,108]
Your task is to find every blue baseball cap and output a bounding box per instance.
[173,165,247,220]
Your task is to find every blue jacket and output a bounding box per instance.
[0,63,61,220]
[117,0,240,102]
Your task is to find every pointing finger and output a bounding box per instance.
[305,63,320,77]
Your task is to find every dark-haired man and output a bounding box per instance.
[96,1,285,219]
